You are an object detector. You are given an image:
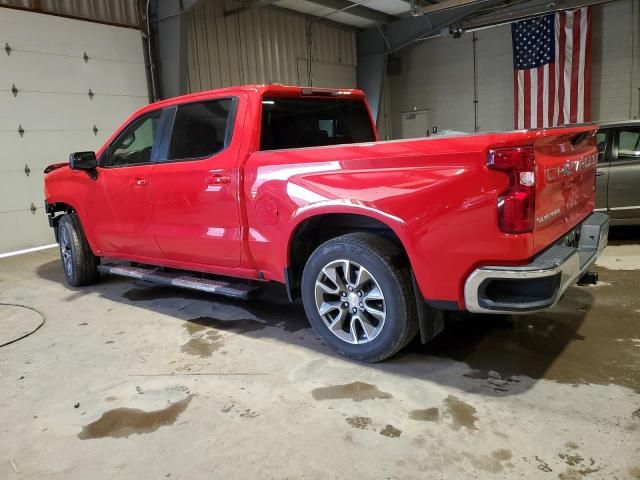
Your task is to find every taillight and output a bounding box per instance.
[487,146,536,234]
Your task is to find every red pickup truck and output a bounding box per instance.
[44,84,609,362]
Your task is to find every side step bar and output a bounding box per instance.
[98,263,260,300]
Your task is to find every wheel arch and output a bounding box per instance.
[285,209,411,300]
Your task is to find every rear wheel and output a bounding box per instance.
[58,213,99,287]
[301,232,418,362]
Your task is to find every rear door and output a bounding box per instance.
[608,126,640,221]
[150,95,244,267]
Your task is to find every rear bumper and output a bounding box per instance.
[464,212,609,314]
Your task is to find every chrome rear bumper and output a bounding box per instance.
[464,212,610,314]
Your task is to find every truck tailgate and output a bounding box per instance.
[532,129,598,254]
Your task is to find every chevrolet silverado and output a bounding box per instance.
[44,85,609,361]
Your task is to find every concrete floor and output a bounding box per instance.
[1,230,639,479]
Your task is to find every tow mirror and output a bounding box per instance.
[69,151,97,171]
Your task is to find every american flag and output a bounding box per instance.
[512,7,592,129]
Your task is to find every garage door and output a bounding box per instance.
[0,8,148,254]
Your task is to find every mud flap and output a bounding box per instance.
[412,274,445,344]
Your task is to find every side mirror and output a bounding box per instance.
[69,151,97,170]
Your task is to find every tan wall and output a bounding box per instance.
[184,0,357,92]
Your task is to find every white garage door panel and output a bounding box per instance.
[0,131,113,174]
[0,53,148,97]
[0,9,144,64]
[0,91,145,131]
[0,210,55,253]
[0,171,43,213]
[0,8,148,254]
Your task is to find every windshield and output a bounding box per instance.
[260,97,375,151]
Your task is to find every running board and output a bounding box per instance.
[98,263,260,300]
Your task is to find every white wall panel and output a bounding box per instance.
[0,8,148,253]
[185,0,357,92]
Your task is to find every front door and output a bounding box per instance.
[150,95,244,267]
[608,126,640,221]
[86,109,164,258]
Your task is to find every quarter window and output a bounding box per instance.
[167,98,235,161]
[103,110,161,167]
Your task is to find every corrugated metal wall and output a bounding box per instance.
[184,0,357,92]
[0,0,139,27]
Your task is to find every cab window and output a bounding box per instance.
[103,110,161,168]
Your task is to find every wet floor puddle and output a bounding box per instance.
[409,396,478,430]
[311,382,393,402]
[181,322,223,357]
[410,267,640,392]
[408,407,439,422]
[444,395,479,430]
[78,394,194,439]
[379,424,402,438]
[122,284,309,333]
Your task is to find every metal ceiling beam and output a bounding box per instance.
[304,0,398,24]
[455,0,614,30]
[224,0,280,17]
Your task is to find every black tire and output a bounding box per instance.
[57,213,99,287]
[301,232,419,362]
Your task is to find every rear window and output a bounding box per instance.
[168,98,234,161]
[260,97,375,151]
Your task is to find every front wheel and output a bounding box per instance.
[58,213,99,287]
[301,233,418,362]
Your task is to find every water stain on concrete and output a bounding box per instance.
[181,322,223,358]
[105,396,117,402]
[346,416,371,429]
[465,452,508,474]
[78,395,194,439]
[444,395,478,430]
[379,424,401,438]
[188,316,266,334]
[535,456,553,473]
[311,382,393,402]
[121,283,309,333]
[409,267,640,393]
[492,449,512,461]
[409,407,439,422]
[629,466,640,479]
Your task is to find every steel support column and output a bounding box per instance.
[149,0,202,99]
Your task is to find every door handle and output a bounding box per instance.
[596,171,605,177]
[130,178,147,186]
[205,174,231,185]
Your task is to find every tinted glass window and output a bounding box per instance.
[595,130,607,163]
[260,97,375,151]
[168,98,234,161]
[104,110,161,167]
[617,128,640,159]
